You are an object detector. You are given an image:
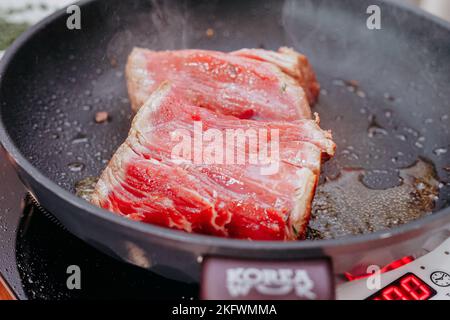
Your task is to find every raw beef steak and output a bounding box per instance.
[91,84,335,240]
[126,47,319,120]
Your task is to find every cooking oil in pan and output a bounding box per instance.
[75,158,442,239]
[307,158,440,240]
[75,176,98,202]
[74,159,442,240]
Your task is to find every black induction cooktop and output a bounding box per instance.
[0,149,198,300]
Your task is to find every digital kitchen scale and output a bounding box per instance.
[337,238,450,300]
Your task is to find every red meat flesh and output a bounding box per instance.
[91,84,335,240]
[126,48,316,120]
[231,47,320,105]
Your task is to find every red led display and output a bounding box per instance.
[366,273,437,300]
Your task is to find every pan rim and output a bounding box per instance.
[0,0,450,252]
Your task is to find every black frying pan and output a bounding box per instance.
[1,0,450,299]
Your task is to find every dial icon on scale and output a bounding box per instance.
[430,271,450,287]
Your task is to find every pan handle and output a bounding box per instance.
[0,273,16,300]
[200,256,335,300]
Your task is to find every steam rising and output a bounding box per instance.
[146,0,194,49]
[282,0,324,48]
[106,0,221,67]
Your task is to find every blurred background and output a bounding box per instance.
[0,0,450,58]
[404,0,450,20]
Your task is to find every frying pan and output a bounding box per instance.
[1,0,450,299]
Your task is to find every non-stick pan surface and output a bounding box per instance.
[1,0,450,281]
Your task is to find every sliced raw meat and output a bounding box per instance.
[126,48,314,120]
[92,84,335,240]
[231,47,320,105]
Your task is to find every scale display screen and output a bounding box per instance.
[366,273,437,300]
